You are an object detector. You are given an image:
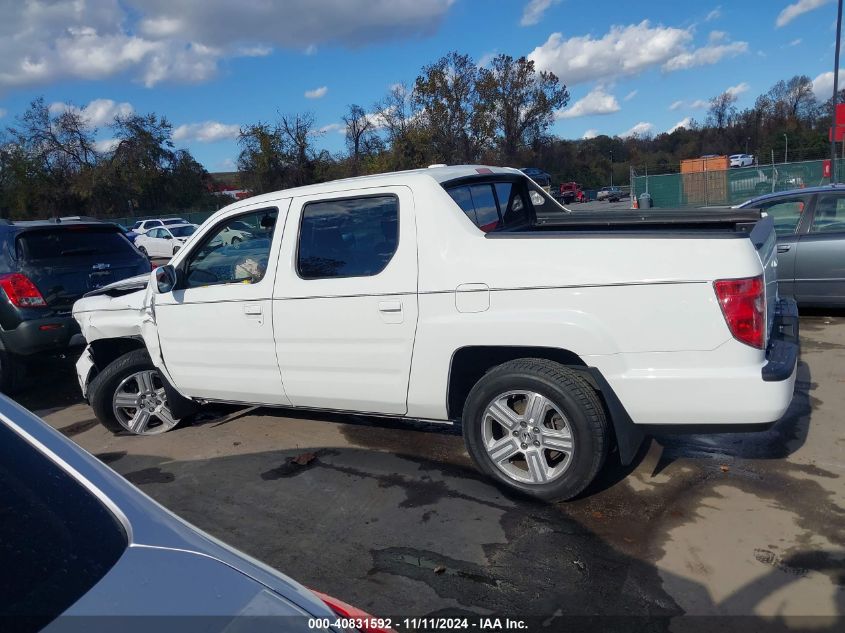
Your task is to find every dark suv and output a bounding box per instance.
[0,219,151,392]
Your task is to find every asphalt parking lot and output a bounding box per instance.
[18,311,844,627]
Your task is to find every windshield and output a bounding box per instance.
[169,226,196,238]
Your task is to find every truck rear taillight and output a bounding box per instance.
[0,273,47,308]
[713,275,765,349]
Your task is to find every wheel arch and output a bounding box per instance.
[447,345,644,465]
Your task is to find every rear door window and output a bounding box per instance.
[297,195,399,279]
[16,228,137,261]
[446,180,530,232]
[811,195,845,233]
[0,423,127,629]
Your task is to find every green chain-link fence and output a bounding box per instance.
[632,159,844,208]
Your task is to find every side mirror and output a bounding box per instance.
[163,234,173,240]
[155,265,177,294]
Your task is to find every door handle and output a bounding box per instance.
[777,244,791,253]
[378,300,403,313]
[243,304,262,315]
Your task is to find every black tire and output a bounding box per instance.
[138,246,148,256]
[231,236,242,245]
[462,358,609,501]
[87,349,182,435]
[0,350,28,394]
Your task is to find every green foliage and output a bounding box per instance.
[0,100,215,219]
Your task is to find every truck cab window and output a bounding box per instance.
[298,195,399,279]
[184,209,277,288]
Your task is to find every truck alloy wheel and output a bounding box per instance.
[481,390,575,484]
[462,358,608,501]
[112,369,179,435]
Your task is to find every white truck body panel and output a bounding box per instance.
[73,166,796,430]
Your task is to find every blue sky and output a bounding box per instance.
[0,0,840,170]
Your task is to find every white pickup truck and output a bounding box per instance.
[72,166,799,500]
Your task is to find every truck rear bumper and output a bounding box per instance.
[587,298,800,427]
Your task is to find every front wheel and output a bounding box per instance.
[87,349,183,435]
[138,246,148,256]
[462,359,608,501]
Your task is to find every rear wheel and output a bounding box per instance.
[462,359,608,501]
[138,246,148,256]
[88,349,182,435]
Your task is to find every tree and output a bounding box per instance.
[374,83,429,170]
[476,54,569,163]
[707,91,738,130]
[237,122,286,194]
[343,104,375,170]
[413,52,488,163]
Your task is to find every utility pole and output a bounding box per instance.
[784,134,788,164]
[832,0,843,182]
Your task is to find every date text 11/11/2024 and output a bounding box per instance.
[307,617,529,630]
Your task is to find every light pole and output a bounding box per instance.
[783,134,788,164]
[609,150,613,187]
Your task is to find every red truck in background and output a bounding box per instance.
[559,182,587,204]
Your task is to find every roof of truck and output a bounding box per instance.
[235,165,522,208]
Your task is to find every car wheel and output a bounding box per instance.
[462,358,609,501]
[0,350,28,394]
[88,349,183,435]
[231,236,242,245]
[138,246,148,256]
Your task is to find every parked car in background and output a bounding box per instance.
[134,224,198,258]
[131,218,189,234]
[597,186,622,201]
[0,219,151,393]
[0,394,390,632]
[73,165,797,502]
[117,223,139,243]
[519,167,552,193]
[730,154,755,168]
[738,185,845,306]
[558,182,587,204]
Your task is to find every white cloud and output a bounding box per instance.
[48,98,134,127]
[690,99,710,109]
[520,0,560,26]
[623,90,638,101]
[709,30,727,42]
[667,117,692,133]
[529,20,747,86]
[582,128,599,139]
[304,86,328,99]
[304,44,318,56]
[556,87,621,119]
[705,6,721,21]
[725,82,750,97]
[662,40,748,71]
[669,100,685,110]
[776,0,832,28]
[318,122,345,134]
[812,69,845,99]
[477,50,498,68]
[173,121,240,143]
[95,138,120,153]
[788,38,803,46]
[0,0,455,90]
[620,121,654,138]
[0,108,6,119]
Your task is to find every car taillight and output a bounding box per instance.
[713,275,765,349]
[0,273,47,308]
[310,589,396,633]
